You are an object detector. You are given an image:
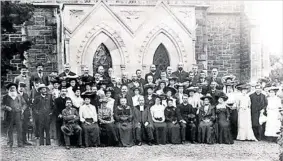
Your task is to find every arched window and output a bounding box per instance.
[93,43,112,73]
[153,43,170,72]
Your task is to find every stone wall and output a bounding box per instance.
[4,7,58,82]
[240,12,251,82]
[2,26,23,82]
[206,1,243,79]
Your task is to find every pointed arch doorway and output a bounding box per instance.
[93,43,113,73]
[153,43,170,72]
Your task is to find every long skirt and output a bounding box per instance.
[82,123,100,147]
[167,122,181,144]
[116,122,134,147]
[50,115,57,140]
[216,118,234,144]
[230,109,238,139]
[237,108,257,141]
[153,122,167,145]
[265,109,281,137]
[100,123,118,146]
[198,121,215,144]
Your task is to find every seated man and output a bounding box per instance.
[61,98,83,149]
[79,93,100,147]
[133,96,154,146]
[98,98,118,146]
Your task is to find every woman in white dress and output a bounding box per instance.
[236,84,257,141]
[66,78,77,100]
[72,87,84,109]
[265,87,282,142]
[132,87,143,107]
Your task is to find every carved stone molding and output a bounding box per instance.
[139,23,186,64]
[76,23,129,65]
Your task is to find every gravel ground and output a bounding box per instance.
[0,136,279,161]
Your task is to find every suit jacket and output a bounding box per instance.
[144,94,157,107]
[32,94,53,116]
[137,78,146,86]
[54,96,70,121]
[207,76,223,90]
[133,105,153,125]
[122,78,131,86]
[172,70,189,83]
[145,72,160,83]
[208,89,225,105]
[250,93,268,126]
[176,103,197,123]
[30,72,49,86]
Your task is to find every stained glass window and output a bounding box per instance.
[93,43,112,73]
[153,43,170,72]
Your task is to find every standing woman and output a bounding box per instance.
[265,86,282,142]
[105,87,115,112]
[198,94,216,144]
[163,86,177,107]
[164,99,181,144]
[150,96,167,145]
[236,84,257,141]
[71,86,84,110]
[215,94,234,144]
[155,80,166,96]
[66,77,77,100]
[114,98,135,147]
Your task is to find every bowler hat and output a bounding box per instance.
[268,86,279,92]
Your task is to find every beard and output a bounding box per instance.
[178,67,183,71]
[8,91,18,99]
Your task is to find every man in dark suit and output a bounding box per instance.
[145,64,160,83]
[54,87,70,146]
[207,82,225,105]
[30,63,49,87]
[136,69,146,86]
[172,62,189,83]
[250,85,268,141]
[144,84,156,107]
[58,63,77,81]
[191,64,199,84]
[114,85,133,108]
[121,72,131,86]
[207,68,223,90]
[80,66,94,87]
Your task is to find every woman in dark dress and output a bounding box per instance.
[198,94,216,144]
[215,94,234,144]
[164,99,181,144]
[114,98,135,147]
[150,96,167,145]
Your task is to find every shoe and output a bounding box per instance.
[181,141,185,144]
[192,141,197,144]
[65,146,70,150]
[148,142,152,146]
[137,142,142,146]
[24,142,32,146]
[18,145,25,148]
[78,145,85,148]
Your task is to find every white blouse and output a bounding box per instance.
[150,104,166,123]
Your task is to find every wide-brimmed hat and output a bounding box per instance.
[81,92,94,99]
[38,84,47,91]
[144,84,155,91]
[200,94,213,101]
[222,75,235,83]
[159,93,167,99]
[158,80,167,86]
[72,86,81,93]
[133,87,141,93]
[236,84,250,90]
[175,83,185,89]
[186,86,197,93]
[258,77,270,84]
[163,86,177,95]
[268,86,279,92]
[61,125,73,136]
[101,98,108,103]
[5,82,18,90]
[216,93,228,101]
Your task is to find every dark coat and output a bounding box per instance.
[164,106,178,122]
[30,72,49,86]
[32,94,53,116]
[250,93,268,127]
[172,70,189,83]
[177,103,197,123]
[207,76,223,90]
[145,72,160,83]
[137,78,146,86]
[144,94,157,107]
[114,93,133,109]
[133,105,153,125]
[54,96,70,121]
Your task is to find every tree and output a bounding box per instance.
[1,1,34,85]
[269,54,283,81]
